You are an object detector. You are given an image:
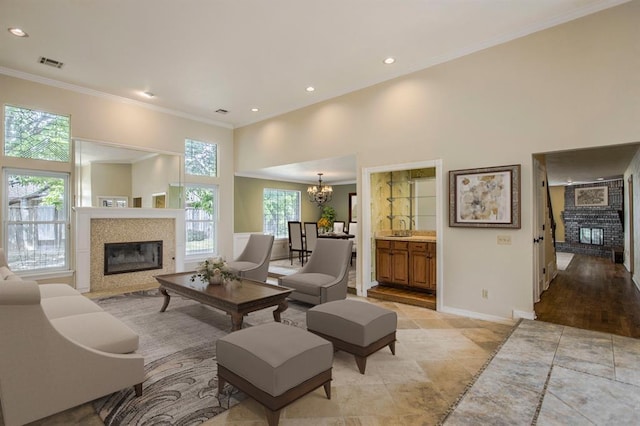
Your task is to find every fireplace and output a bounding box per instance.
[104,240,163,275]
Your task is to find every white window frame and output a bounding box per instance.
[263,188,301,239]
[3,168,71,273]
[184,138,218,178]
[184,184,219,258]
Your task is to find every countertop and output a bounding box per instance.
[375,235,436,242]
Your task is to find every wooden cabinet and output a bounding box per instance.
[376,239,436,292]
[375,240,409,285]
[409,242,436,290]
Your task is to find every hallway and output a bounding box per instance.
[535,254,640,338]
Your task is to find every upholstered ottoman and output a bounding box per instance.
[216,322,333,426]
[307,299,397,374]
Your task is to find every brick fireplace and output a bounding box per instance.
[556,180,624,257]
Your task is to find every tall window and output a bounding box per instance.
[3,170,70,271]
[185,185,218,256]
[4,105,70,162]
[185,139,217,177]
[263,189,300,238]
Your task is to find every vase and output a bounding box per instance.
[208,271,222,285]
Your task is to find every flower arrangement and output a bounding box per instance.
[190,256,238,285]
[317,217,332,231]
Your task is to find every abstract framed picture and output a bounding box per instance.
[449,164,521,228]
[575,186,608,207]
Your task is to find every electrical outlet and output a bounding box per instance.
[497,235,512,245]
[482,289,489,299]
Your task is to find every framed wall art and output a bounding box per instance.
[348,192,357,223]
[449,164,521,228]
[574,186,608,207]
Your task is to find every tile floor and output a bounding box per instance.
[445,320,640,425]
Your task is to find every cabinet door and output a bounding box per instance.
[376,247,393,283]
[391,249,409,285]
[410,250,428,289]
[426,242,436,290]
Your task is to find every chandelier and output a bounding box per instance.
[307,173,333,207]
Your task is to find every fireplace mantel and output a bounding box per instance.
[74,207,185,293]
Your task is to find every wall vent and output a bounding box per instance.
[39,56,64,69]
[215,109,229,114]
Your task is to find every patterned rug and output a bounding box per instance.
[93,290,309,425]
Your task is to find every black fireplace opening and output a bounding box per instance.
[104,240,163,275]
[579,227,604,246]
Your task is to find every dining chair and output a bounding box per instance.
[288,221,305,265]
[333,221,345,234]
[348,222,357,265]
[303,222,318,259]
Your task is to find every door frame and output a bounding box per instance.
[360,159,443,309]
[628,175,635,275]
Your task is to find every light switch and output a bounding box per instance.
[497,235,512,245]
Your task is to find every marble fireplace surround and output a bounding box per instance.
[74,207,185,293]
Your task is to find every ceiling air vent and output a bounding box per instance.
[215,109,229,114]
[39,56,64,69]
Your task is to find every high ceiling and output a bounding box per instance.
[1,0,633,185]
[0,0,627,129]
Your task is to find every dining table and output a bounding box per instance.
[317,232,354,239]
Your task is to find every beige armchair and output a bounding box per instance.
[227,234,274,282]
[278,239,352,305]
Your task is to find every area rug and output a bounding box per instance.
[93,290,309,425]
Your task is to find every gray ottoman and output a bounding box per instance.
[216,322,333,426]
[307,299,397,374]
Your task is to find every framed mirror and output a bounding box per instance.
[74,139,183,208]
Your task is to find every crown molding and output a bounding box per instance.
[0,67,234,129]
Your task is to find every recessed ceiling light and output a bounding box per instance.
[596,177,604,181]
[142,91,155,98]
[251,108,259,112]
[306,86,315,92]
[8,27,28,37]
[383,57,396,65]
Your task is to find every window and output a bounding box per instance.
[4,105,70,162]
[185,185,218,255]
[263,188,300,238]
[185,139,217,177]
[3,169,70,272]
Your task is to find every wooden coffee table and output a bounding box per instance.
[154,272,293,331]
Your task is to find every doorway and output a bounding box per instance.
[360,159,443,309]
[533,143,640,336]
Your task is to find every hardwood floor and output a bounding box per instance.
[535,254,640,338]
[367,285,436,310]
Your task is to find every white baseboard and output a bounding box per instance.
[634,274,640,293]
[438,305,515,325]
[513,309,536,320]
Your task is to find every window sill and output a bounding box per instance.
[18,270,74,281]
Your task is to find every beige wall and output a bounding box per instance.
[0,73,234,285]
[131,154,182,208]
[234,176,355,233]
[234,2,640,319]
[90,163,132,205]
[549,186,566,242]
